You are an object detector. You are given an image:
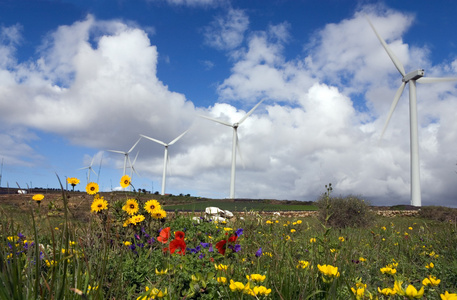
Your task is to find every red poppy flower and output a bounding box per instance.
[216,239,227,255]
[169,238,186,255]
[228,235,237,242]
[174,231,185,240]
[158,227,171,244]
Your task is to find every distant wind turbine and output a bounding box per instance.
[140,129,189,195]
[200,99,265,199]
[108,137,142,177]
[367,17,457,207]
[79,155,98,183]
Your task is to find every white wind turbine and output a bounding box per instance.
[367,17,457,207]
[200,99,265,199]
[140,129,189,195]
[108,137,142,177]
[79,155,98,183]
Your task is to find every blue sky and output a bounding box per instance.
[1,0,457,206]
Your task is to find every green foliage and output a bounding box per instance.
[419,206,457,222]
[316,184,374,228]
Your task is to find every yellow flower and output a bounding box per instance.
[330,248,337,253]
[229,280,245,292]
[67,177,80,186]
[223,227,233,232]
[378,287,397,296]
[266,220,273,224]
[123,241,131,246]
[422,275,440,287]
[381,226,387,231]
[32,194,44,202]
[120,175,131,188]
[217,277,227,284]
[310,238,316,243]
[290,229,296,233]
[441,291,457,300]
[394,280,405,296]
[296,220,302,224]
[246,274,266,282]
[86,182,99,195]
[214,264,229,271]
[296,260,310,269]
[91,197,108,213]
[339,236,345,242]
[129,214,145,225]
[351,287,365,300]
[155,268,168,275]
[253,286,272,296]
[405,285,424,299]
[317,264,340,278]
[425,262,434,269]
[380,267,397,275]
[122,199,139,215]
[359,257,366,262]
[409,226,413,230]
[144,200,161,214]
[152,209,167,219]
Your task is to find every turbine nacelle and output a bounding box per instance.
[403,69,425,82]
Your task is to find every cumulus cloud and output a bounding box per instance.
[1,6,457,207]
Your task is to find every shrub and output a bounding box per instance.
[316,192,374,228]
[419,206,457,222]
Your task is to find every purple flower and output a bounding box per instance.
[198,253,205,259]
[200,242,209,248]
[147,238,155,245]
[235,228,243,236]
[208,244,214,252]
[229,244,241,252]
[135,234,141,240]
[255,247,262,257]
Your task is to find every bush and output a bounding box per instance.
[316,193,374,228]
[419,206,457,222]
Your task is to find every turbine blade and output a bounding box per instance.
[107,150,125,154]
[366,16,406,77]
[132,151,139,165]
[78,166,89,170]
[89,155,95,167]
[238,98,265,125]
[139,134,167,146]
[90,168,98,177]
[128,137,142,153]
[199,115,232,127]
[169,129,189,145]
[417,77,457,84]
[380,81,406,140]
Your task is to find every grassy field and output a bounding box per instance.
[1,184,457,299]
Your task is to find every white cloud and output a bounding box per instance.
[203,8,249,50]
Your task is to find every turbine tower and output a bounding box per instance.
[108,137,142,177]
[367,17,457,207]
[140,129,189,195]
[200,99,264,199]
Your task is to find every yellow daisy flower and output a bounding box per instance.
[91,197,108,213]
[122,199,139,215]
[144,199,161,214]
[120,175,131,188]
[86,182,99,195]
[32,194,44,202]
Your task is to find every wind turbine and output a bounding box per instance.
[200,99,265,199]
[108,137,142,177]
[140,129,189,195]
[367,17,457,207]
[79,155,98,183]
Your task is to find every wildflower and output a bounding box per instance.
[381,226,387,231]
[174,231,185,240]
[422,275,440,287]
[405,285,424,299]
[246,274,266,282]
[217,277,227,284]
[378,287,397,296]
[235,228,244,236]
[157,227,171,243]
[440,291,457,300]
[144,199,161,214]
[214,264,229,271]
[152,209,167,219]
[129,214,145,225]
[67,177,80,188]
[32,194,44,203]
[255,247,262,257]
[317,264,340,278]
[85,182,99,195]
[122,199,139,215]
[229,280,245,292]
[380,267,397,275]
[330,248,337,253]
[310,238,316,243]
[169,238,186,255]
[425,262,434,269]
[266,220,273,224]
[91,197,108,213]
[296,220,302,224]
[252,286,271,296]
[123,241,131,246]
[394,280,405,296]
[155,268,168,275]
[359,257,366,262]
[290,229,296,233]
[296,260,310,269]
[223,227,233,232]
[351,287,366,300]
[120,175,131,188]
[339,236,345,242]
[409,226,413,230]
[215,234,237,255]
